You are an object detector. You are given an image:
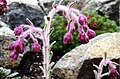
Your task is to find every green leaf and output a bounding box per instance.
[7,72,19,78]
[4,69,11,76]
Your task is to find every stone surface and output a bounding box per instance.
[0,27,19,68]
[106,0,119,25]
[4,2,44,30]
[52,32,120,79]
[82,0,119,25]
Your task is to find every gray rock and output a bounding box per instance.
[3,2,44,30]
[82,0,119,25]
[0,27,20,68]
[106,0,119,25]
[0,26,30,68]
[52,32,120,79]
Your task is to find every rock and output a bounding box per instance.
[0,26,30,68]
[0,27,19,68]
[7,0,38,6]
[82,0,119,25]
[4,2,44,30]
[52,32,120,79]
[106,0,119,25]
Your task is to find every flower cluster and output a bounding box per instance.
[0,0,7,15]
[8,2,96,79]
[8,25,42,60]
[59,2,96,44]
[93,55,119,79]
[108,62,119,79]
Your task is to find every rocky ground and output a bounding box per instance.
[0,0,119,79]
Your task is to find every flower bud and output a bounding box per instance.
[86,29,96,39]
[9,40,24,54]
[78,33,89,44]
[32,41,41,53]
[9,51,18,60]
[8,42,14,51]
[14,40,24,53]
[109,68,119,79]
[0,0,7,3]
[78,14,87,25]
[0,0,7,15]
[63,32,73,44]
[14,27,23,36]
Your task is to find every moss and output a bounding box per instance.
[40,10,119,56]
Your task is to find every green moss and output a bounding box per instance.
[82,10,118,35]
[40,10,119,55]
[41,14,80,55]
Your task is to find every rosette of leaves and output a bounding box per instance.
[82,10,119,35]
[41,14,80,61]
[0,67,21,79]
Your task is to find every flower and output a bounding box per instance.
[109,68,119,79]
[0,0,7,15]
[9,51,19,60]
[78,14,87,25]
[14,27,23,36]
[0,0,7,3]
[8,39,24,60]
[63,32,73,44]
[32,41,41,53]
[9,40,24,53]
[13,40,24,53]
[108,62,120,79]
[8,42,14,51]
[86,28,96,39]
[78,32,89,44]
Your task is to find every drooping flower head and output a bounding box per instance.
[0,0,7,15]
[108,62,120,79]
[78,32,89,44]
[78,14,87,25]
[9,50,19,60]
[14,27,23,36]
[63,32,73,44]
[0,0,7,4]
[109,68,119,79]
[86,28,96,39]
[8,39,24,60]
[31,41,41,53]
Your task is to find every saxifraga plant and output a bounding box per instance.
[93,53,120,79]
[41,11,118,58]
[7,1,96,79]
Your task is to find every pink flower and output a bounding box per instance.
[78,14,87,25]
[9,51,19,60]
[109,68,119,79]
[8,42,14,51]
[78,32,89,44]
[9,40,24,60]
[14,27,23,36]
[0,0,7,15]
[14,40,24,53]
[108,62,120,79]
[86,28,96,39]
[32,41,41,53]
[0,0,7,3]
[63,32,73,44]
